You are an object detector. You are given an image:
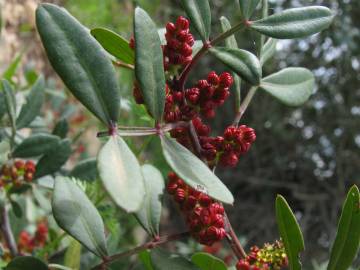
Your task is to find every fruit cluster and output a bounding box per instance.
[236,241,288,270]
[167,172,226,246]
[0,160,36,189]
[17,222,48,254]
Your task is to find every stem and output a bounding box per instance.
[233,86,258,126]
[0,205,18,257]
[91,232,190,270]
[224,212,247,259]
[260,0,269,52]
[112,60,134,70]
[211,21,246,47]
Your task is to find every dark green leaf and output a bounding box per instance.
[0,92,6,120]
[8,184,32,195]
[181,0,211,41]
[52,176,108,257]
[327,185,360,270]
[139,250,155,270]
[1,79,16,130]
[5,256,48,270]
[250,6,334,39]
[69,158,98,182]
[36,4,121,125]
[191,252,227,270]
[151,249,200,270]
[12,133,60,158]
[239,0,260,20]
[260,67,314,106]
[276,195,305,270]
[91,27,134,65]
[2,53,23,82]
[209,47,261,85]
[35,139,72,178]
[10,200,23,218]
[161,135,233,205]
[16,76,45,129]
[52,118,69,138]
[135,164,164,237]
[260,38,277,66]
[98,135,145,212]
[134,7,166,122]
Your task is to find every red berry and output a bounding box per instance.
[166,22,176,33]
[175,188,186,203]
[207,71,220,85]
[176,16,190,30]
[236,260,250,270]
[14,160,24,170]
[219,72,233,88]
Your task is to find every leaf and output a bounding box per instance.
[191,252,227,270]
[239,0,260,20]
[135,164,164,237]
[276,195,305,270]
[5,256,48,270]
[161,135,233,205]
[151,249,200,270]
[181,0,211,41]
[134,7,166,122]
[10,200,23,218]
[327,185,360,270]
[260,38,277,66]
[64,238,82,270]
[34,139,72,179]
[8,184,32,195]
[209,47,261,85]
[16,76,45,129]
[250,6,334,39]
[0,92,6,121]
[52,118,69,138]
[220,16,241,110]
[91,27,135,65]
[69,158,98,182]
[36,3,121,125]
[2,53,23,82]
[97,135,145,213]
[12,133,60,158]
[1,79,16,130]
[139,250,155,270]
[52,176,108,257]
[260,67,314,106]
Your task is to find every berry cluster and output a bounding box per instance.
[0,160,36,189]
[236,241,288,270]
[167,172,226,246]
[17,222,48,254]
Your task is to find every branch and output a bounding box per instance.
[233,86,258,126]
[0,205,18,257]
[112,60,134,70]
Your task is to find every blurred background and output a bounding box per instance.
[0,0,359,269]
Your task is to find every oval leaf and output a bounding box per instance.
[151,249,200,270]
[69,158,98,182]
[161,135,233,205]
[97,135,145,213]
[276,195,305,270]
[327,185,360,270]
[250,6,334,39]
[191,252,227,270]
[36,3,121,125]
[52,118,69,138]
[91,27,135,65]
[1,79,16,130]
[0,92,6,120]
[135,164,164,237]
[34,139,72,179]
[181,0,211,41]
[52,176,108,257]
[12,133,60,158]
[5,256,48,270]
[239,0,260,20]
[209,47,261,85]
[16,76,45,129]
[260,38,277,66]
[134,7,166,122]
[260,67,314,106]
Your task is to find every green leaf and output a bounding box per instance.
[191,252,227,270]
[260,67,314,106]
[2,53,23,82]
[327,185,360,270]
[239,0,260,20]
[276,195,305,270]
[209,47,261,85]
[139,250,155,270]
[1,79,16,130]
[16,76,45,129]
[8,184,32,195]
[151,249,200,270]
[5,256,48,270]
[135,164,164,237]
[64,238,82,270]
[36,3,121,126]
[181,0,211,41]
[91,27,135,65]
[161,135,233,205]
[52,118,69,139]
[97,135,145,213]
[220,16,241,110]
[250,6,334,39]
[260,38,277,66]
[0,92,6,120]
[69,158,98,182]
[134,7,166,122]
[34,139,72,178]
[10,200,23,218]
[52,176,108,257]
[12,133,60,158]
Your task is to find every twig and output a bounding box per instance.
[112,60,134,70]
[224,212,247,259]
[0,205,18,257]
[233,86,258,126]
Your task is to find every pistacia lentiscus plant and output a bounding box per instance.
[1,1,359,270]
